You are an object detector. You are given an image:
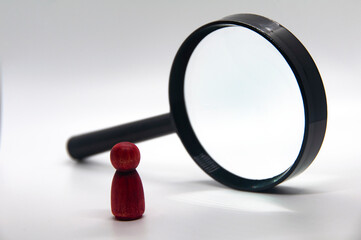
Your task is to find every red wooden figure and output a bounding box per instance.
[110,142,145,220]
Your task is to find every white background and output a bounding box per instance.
[1,0,361,239]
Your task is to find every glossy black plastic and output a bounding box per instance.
[67,14,327,191]
[67,113,175,159]
[169,14,327,191]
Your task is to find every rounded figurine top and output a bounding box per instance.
[110,142,140,171]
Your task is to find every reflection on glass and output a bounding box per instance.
[185,26,305,179]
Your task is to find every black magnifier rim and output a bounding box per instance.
[168,13,327,191]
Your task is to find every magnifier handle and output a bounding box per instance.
[67,113,175,160]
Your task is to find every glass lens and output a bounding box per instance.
[184,26,305,180]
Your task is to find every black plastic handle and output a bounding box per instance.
[67,113,176,160]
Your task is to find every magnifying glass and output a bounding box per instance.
[67,14,327,191]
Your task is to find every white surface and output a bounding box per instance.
[1,1,361,239]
